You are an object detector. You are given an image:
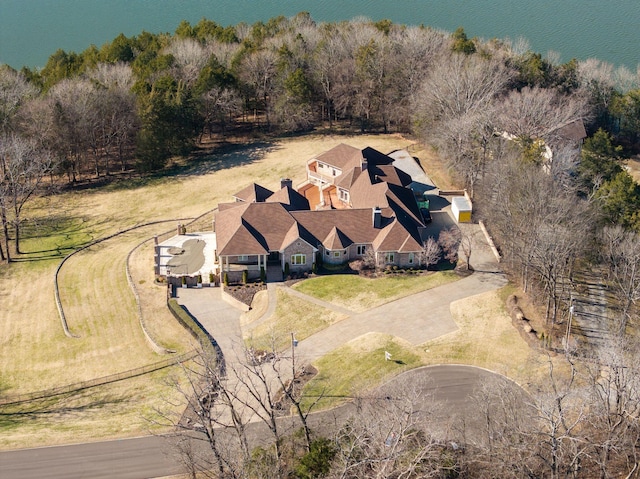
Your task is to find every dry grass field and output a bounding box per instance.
[626,156,640,183]
[302,287,567,411]
[0,133,430,448]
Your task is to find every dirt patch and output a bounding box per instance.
[224,282,267,306]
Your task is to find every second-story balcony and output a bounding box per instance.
[308,169,337,186]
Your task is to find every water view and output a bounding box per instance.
[1,0,639,70]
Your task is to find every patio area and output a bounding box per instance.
[156,232,217,277]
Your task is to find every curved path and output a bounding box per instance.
[0,366,521,479]
[2,223,508,478]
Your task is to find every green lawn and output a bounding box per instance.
[245,289,348,352]
[292,271,459,312]
[301,334,423,410]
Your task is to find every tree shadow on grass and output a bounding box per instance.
[101,140,281,193]
[0,390,131,428]
[10,214,95,262]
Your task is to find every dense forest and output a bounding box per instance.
[3,12,640,477]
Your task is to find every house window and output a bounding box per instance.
[332,168,337,176]
[339,189,349,201]
[333,251,341,258]
[291,254,306,265]
[238,255,248,262]
[408,252,414,264]
[357,245,366,255]
[325,250,330,256]
[385,252,395,264]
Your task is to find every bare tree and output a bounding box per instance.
[420,236,441,269]
[0,65,38,135]
[166,38,211,87]
[329,376,450,479]
[0,134,53,259]
[583,336,640,477]
[239,49,278,127]
[469,356,591,478]
[413,54,512,192]
[600,225,640,334]
[438,227,461,265]
[496,86,589,145]
[458,227,480,271]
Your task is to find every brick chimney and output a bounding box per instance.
[372,207,382,228]
[280,178,293,189]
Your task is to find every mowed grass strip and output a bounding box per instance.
[292,271,459,312]
[0,365,191,450]
[245,288,348,352]
[301,333,423,410]
[422,288,559,386]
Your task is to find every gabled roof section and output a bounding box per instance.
[314,143,364,171]
[291,209,380,246]
[322,226,353,250]
[335,167,362,190]
[368,164,412,187]
[372,220,423,253]
[216,202,300,255]
[220,222,269,255]
[556,119,587,142]
[232,183,274,203]
[349,172,391,209]
[362,146,394,166]
[386,183,423,226]
[266,186,310,211]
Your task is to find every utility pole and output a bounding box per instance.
[564,294,574,354]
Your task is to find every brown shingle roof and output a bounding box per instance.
[314,144,364,171]
[266,186,310,211]
[368,164,412,187]
[232,183,274,203]
[372,220,422,252]
[335,167,362,189]
[291,209,381,246]
[322,226,353,249]
[216,202,299,255]
[557,119,587,142]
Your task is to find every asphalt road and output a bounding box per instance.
[0,366,524,479]
[0,435,182,479]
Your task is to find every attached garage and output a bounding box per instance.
[451,196,472,223]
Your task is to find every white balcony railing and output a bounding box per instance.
[308,170,336,185]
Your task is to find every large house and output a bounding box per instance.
[214,144,431,279]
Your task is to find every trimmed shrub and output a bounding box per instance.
[167,299,216,357]
[242,270,248,284]
[284,262,290,276]
[209,272,214,283]
[260,266,266,282]
[223,272,229,287]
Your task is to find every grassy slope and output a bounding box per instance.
[301,288,560,411]
[246,289,348,351]
[292,271,459,312]
[0,134,415,448]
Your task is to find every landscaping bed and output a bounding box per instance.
[224,282,267,306]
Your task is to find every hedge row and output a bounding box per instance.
[167,298,217,359]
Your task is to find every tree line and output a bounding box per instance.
[1,12,640,327]
[0,14,639,329]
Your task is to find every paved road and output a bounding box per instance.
[1,213,508,478]
[0,436,181,479]
[0,366,522,479]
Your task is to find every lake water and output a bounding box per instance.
[1,0,639,71]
